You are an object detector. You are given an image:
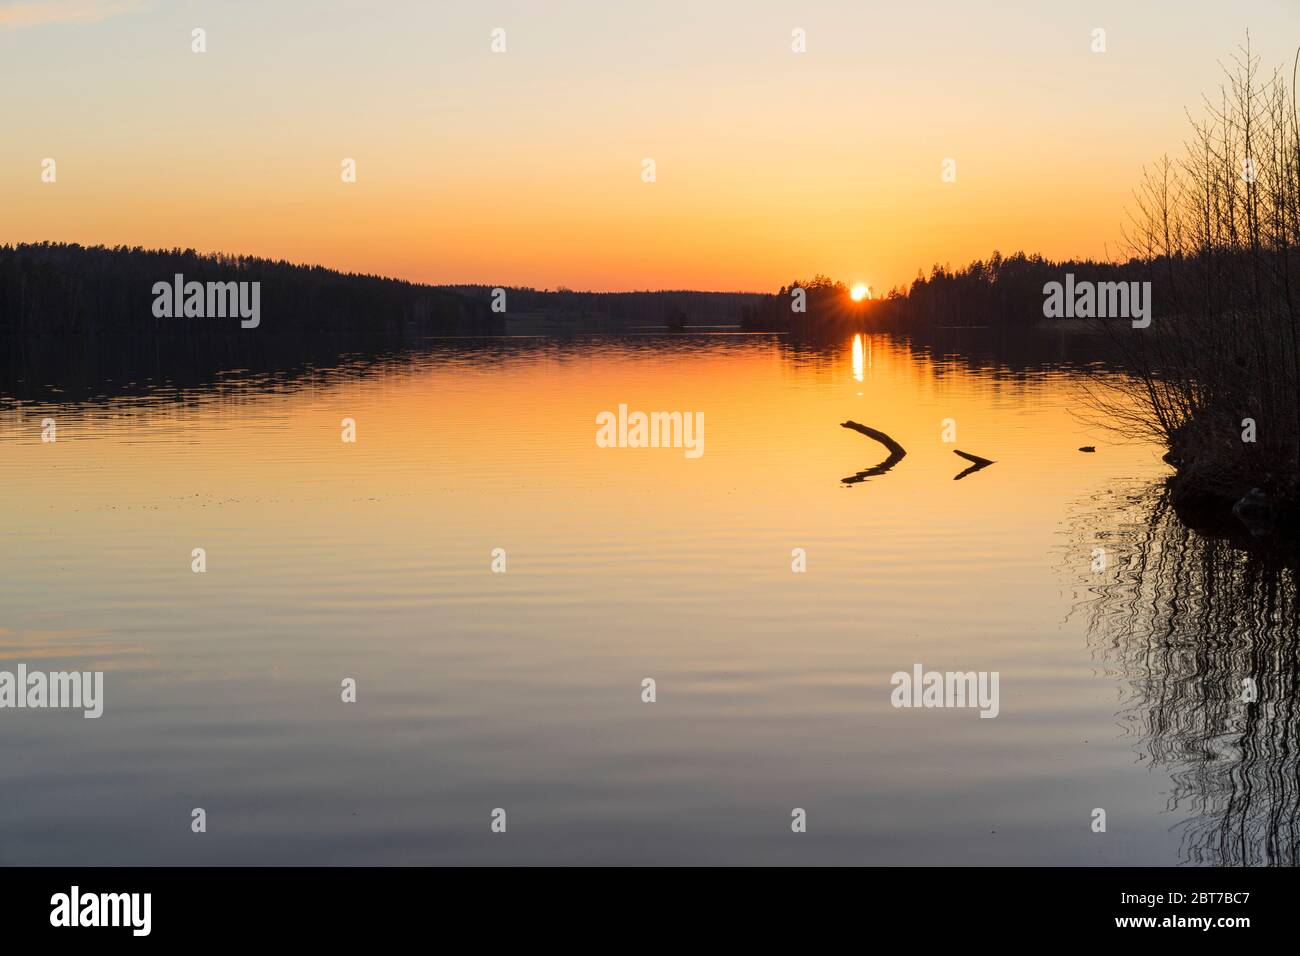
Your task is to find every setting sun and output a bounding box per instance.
[851,283,870,301]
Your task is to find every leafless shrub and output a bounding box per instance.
[1092,38,1300,505]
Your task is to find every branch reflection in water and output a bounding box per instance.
[1069,482,1300,865]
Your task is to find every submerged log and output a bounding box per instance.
[952,448,994,481]
[840,421,907,484]
[952,449,994,466]
[841,421,907,457]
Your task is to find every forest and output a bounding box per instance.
[0,243,497,338]
[0,243,499,401]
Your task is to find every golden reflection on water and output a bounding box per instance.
[0,333,1232,865]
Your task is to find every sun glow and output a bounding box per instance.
[850,283,870,301]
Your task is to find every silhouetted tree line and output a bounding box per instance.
[879,251,1157,326]
[451,284,766,331]
[743,256,1170,335]
[742,274,867,333]
[0,242,501,401]
[1,243,497,338]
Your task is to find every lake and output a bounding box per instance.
[1,330,1294,865]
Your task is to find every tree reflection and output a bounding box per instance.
[1074,484,1300,865]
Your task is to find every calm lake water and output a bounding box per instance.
[1,331,1294,865]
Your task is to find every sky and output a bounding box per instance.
[4,0,1300,292]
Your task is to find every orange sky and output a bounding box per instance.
[4,0,1300,291]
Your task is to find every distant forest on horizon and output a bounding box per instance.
[0,240,1146,403]
[1,241,1164,340]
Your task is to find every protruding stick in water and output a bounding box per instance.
[840,421,907,483]
[952,448,994,480]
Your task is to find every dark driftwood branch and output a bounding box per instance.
[952,449,994,466]
[840,421,907,484]
[841,421,907,456]
[951,448,994,481]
